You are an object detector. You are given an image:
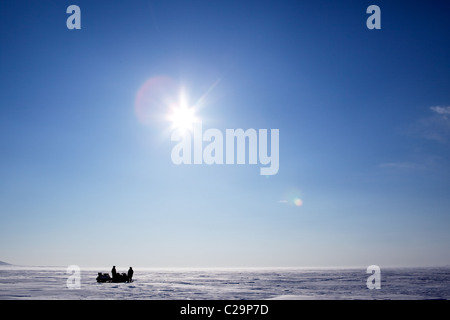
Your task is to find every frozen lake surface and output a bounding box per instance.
[1,266,449,300]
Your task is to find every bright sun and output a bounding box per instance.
[167,90,199,134]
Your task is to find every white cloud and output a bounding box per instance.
[407,105,450,143]
[430,106,450,115]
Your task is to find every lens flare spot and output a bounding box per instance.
[279,188,304,208]
[294,198,303,207]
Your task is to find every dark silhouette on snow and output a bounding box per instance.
[128,267,134,282]
[96,266,134,283]
[111,266,117,281]
[96,272,111,282]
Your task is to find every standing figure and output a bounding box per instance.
[128,267,134,282]
[111,266,117,281]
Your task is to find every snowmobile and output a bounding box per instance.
[96,272,131,283]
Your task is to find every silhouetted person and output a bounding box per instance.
[128,267,134,282]
[111,266,117,280]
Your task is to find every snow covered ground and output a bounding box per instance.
[1,266,449,300]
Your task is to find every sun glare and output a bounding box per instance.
[169,106,198,133]
[168,90,199,134]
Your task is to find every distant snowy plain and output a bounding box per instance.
[1,266,449,300]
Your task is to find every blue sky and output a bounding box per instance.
[1,0,450,268]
